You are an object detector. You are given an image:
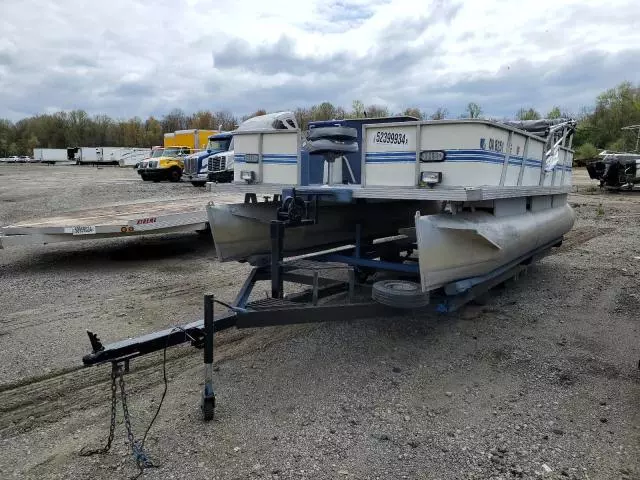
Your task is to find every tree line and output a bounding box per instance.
[1,81,638,164]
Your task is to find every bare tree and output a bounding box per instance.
[465,102,482,119]
[403,107,423,119]
[162,108,188,132]
[515,108,541,121]
[214,110,238,130]
[350,100,365,118]
[365,104,390,118]
[429,107,448,120]
[241,109,267,122]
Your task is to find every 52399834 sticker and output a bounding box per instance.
[373,131,409,145]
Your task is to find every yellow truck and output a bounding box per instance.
[136,129,217,182]
[163,129,217,150]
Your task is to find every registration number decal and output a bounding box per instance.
[374,131,409,145]
[71,225,97,235]
[480,138,505,152]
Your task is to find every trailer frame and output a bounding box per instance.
[82,216,563,420]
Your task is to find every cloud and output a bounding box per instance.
[303,0,387,33]
[58,54,99,69]
[0,0,638,122]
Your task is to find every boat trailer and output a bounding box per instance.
[78,117,574,472]
[81,213,562,459]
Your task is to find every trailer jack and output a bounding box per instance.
[201,294,216,421]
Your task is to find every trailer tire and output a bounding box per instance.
[168,168,182,182]
[372,279,429,309]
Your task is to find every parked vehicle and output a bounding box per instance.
[117,148,154,167]
[136,146,191,182]
[586,150,640,190]
[163,129,217,151]
[32,148,68,164]
[182,132,234,186]
[134,130,218,183]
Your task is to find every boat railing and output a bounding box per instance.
[542,120,576,171]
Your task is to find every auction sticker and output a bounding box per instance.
[71,225,97,235]
[373,131,409,145]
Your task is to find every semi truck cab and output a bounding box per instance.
[183,132,234,186]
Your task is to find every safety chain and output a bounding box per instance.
[80,362,155,478]
[119,367,154,474]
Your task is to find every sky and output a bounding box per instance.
[0,0,639,122]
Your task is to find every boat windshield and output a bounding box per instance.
[207,137,232,152]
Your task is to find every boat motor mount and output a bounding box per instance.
[276,126,360,226]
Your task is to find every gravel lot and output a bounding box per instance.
[0,164,638,480]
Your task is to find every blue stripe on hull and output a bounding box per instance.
[365,149,573,170]
[232,149,574,171]
[235,153,298,165]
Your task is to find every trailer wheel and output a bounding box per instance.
[168,168,182,182]
[372,280,429,309]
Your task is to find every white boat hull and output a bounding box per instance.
[415,202,575,291]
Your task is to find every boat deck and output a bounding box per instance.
[207,182,572,202]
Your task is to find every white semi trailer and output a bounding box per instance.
[66,147,151,166]
[32,148,69,164]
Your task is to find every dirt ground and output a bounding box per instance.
[0,164,638,480]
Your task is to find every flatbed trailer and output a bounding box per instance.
[0,193,246,249]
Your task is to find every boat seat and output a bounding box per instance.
[305,126,359,157]
[307,126,357,142]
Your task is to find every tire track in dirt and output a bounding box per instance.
[0,323,311,437]
[1,224,621,435]
[553,225,615,254]
[0,307,89,334]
